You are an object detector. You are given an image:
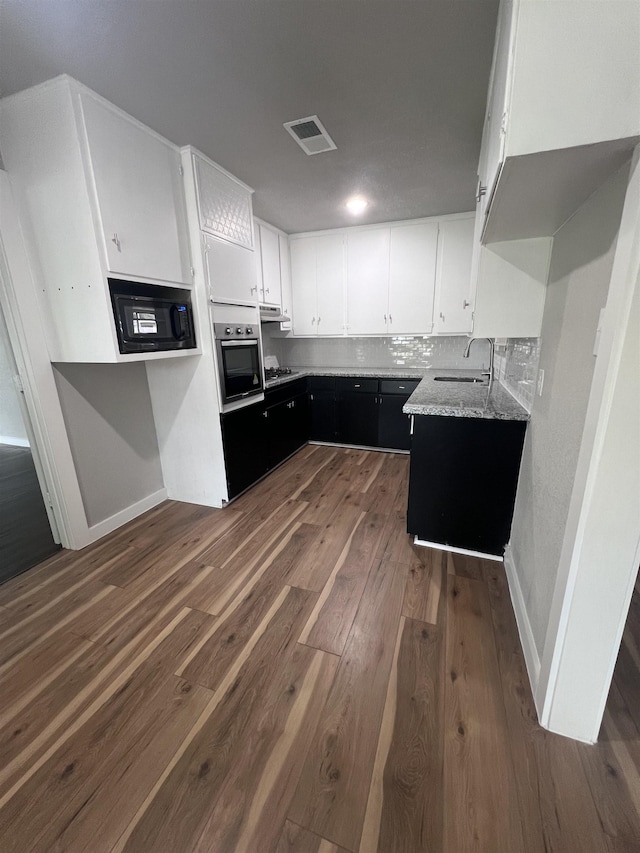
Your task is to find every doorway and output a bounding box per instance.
[0,304,60,582]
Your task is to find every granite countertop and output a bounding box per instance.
[264,365,425,389]
[403,369,530,421]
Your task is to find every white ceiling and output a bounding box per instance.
[0,1,499,234]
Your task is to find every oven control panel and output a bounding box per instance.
[215,323,257,340]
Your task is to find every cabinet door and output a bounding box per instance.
[258,225,282,306]
[290,238,318,335]
[193,155,254,249]
[378,394,413,450]
[388,222,438,334]
[204,233,256,303]
[221,403,268,499]
[267,394,309,469]
[279,235,293,330]
[346,229,390,335]
[434,218,475,334]
[338,392,379,447]
[315,234,345,336]
[482,0,517,202]
[310,389,337,442]
[80,94,190,286]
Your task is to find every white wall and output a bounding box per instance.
[0,317,28,446]
[509,163,630,658]
[53,363,165,527]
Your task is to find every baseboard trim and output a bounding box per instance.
[0,435,30,447]
[413,536,504,562]
[503,543,541,692]
[85,488,168,546]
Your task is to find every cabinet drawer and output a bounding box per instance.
[335,377,379,394]
[308,376,336,392]
[379,379,420,395]
[265,378,307,407]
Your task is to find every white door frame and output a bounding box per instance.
[0,171,88,549]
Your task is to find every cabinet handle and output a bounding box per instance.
[476,185,487,202]
[265,288,270,294]
[354,384,361,388]
[312,317,316,325]
[463,300,470,309]
[389,314,392,324]
[410,415,414,436]
[379,396,383,404]
[399,385,405,389]
[262,410,268,418]
[383,314,387,322]
[111,233,121,253]
[250,285,258,295]
[318,316,321,324]
[439,312,445,321]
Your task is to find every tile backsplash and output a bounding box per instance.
[265,333,489,370]
[494,338,540,413]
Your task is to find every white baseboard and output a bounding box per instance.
[83,488,168,547]
[413,536,503,562]
[503,543,541,693]
[0,435,30,447]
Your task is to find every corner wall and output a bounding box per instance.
[508,163,630,659]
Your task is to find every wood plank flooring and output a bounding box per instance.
[0,443,60,583]
[0,444,638,852]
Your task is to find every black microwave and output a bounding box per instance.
[109,279,197,354]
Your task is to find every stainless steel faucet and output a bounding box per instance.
[463,337,494,383]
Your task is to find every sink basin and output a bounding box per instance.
[434,376,487,383]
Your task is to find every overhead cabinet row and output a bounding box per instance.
[1,76,196,362]
[289,216,475,337]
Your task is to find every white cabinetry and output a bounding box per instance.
[254,219,283,307]
[345,229,389,335]
[480,0,640,242]
[388,222,438,334]
[185,148,256,305]
[79,94,191,286]
[433,217,475,334]
[0,75,194,363]
[290,234,344,336]
[193,154,254,250]
[279,235,293,330]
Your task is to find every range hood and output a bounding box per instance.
[259,305,290,323]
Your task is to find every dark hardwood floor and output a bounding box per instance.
[0,443,60,584]
[0,444,637,852]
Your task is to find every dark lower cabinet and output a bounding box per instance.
[267,393,310,469]
[378,379,419,450]
[308,377,337,442]
[337,391,379,447]
[407,414,527,557]
[220,401,269,500]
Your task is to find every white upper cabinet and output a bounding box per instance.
[315,234,345,336]
[346,229,389,335]
[254,220,282,306]
[433,217,475,335]
[480,0,640,242]
[279,235,293,330]
[0,76,195,362]
[203,232,256,304]
[79,94,191,286]
[388,222,437,334]
[290,234,344,336]
[193,154,254,250]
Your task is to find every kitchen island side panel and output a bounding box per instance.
[407,414,527,556]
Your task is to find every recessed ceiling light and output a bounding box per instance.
[345,196,369,215]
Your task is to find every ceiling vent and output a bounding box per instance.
[283,115,337,155]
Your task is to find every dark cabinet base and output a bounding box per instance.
[407,415,527,557]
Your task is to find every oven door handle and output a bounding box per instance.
[219,339,259,347]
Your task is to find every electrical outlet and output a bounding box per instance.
[537,368,545,397]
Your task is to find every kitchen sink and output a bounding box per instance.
[433,376,487,383]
